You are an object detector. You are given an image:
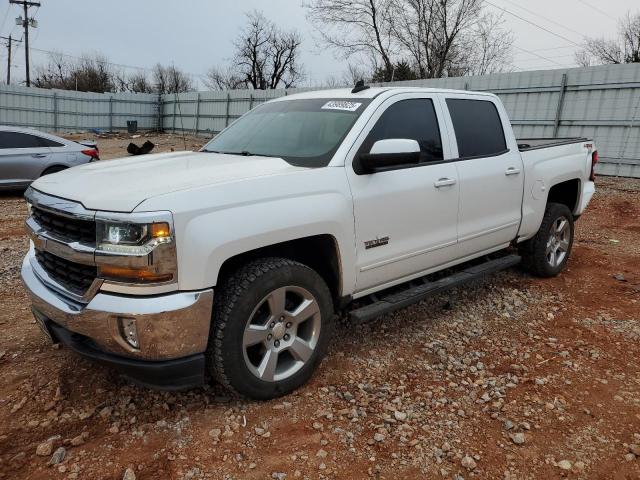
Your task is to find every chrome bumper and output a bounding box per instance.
[21,252,213,361]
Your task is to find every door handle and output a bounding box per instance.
[434,178,456,188]
[31,153,47,158]
[505,167,521,176]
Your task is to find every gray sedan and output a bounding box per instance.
[0,126,99,190]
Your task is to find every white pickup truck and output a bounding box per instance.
[21,85,597,399]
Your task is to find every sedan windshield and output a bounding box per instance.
[202,98,371,167]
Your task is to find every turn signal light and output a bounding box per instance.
[99,265,173,283]
[150,222,171,239]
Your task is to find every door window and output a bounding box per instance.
[0,131,47,149]
[446,99,507,158]
[359,99,443,162]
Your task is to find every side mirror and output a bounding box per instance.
[357,139,421,174]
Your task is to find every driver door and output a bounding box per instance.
[345,94,460,294]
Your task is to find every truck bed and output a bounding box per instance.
[517,137,590,151]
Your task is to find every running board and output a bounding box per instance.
[349,254,521,323]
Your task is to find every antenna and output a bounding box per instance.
[351,80,370,94]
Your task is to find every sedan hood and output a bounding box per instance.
[31,151,305,212]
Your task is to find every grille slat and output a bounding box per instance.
[31,206,98,297]
[32,207,95,244]
[35,250,97,296]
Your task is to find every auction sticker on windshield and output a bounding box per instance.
[321,101,363,112]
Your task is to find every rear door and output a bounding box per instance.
[441,95,524,257]
[0,131,53,186]
[345,93,460,294]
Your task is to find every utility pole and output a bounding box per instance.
[10,0,40,87]
[0,35,21,84]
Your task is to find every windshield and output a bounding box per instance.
[202,98,371,167]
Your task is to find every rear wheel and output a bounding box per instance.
[41,165,67,176]
[519,202,574,277]
[208,257,334,399]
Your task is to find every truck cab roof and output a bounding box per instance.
[275,86,498,101]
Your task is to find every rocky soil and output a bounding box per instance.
[0,142,638,479]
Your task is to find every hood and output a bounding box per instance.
[31,151,306,212]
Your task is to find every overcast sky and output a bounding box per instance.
[0,0,637,89]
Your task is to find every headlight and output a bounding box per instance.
[95,218,177,285]
[97,221,172,255]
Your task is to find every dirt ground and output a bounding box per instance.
[0,137,639,479]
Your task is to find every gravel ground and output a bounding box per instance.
[0,138,638,479]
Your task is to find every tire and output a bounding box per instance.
[41,165,67,176]
[519,202,574,278]
[208,257,334,400]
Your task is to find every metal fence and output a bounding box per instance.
[1,63,639,177]
[0,84,160,132]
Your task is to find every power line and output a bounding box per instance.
[493,0,587,41]
[483,0,582,47]
[512,45,574,68]
[576,0,618,22]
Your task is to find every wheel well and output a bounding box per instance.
[217,235,342,308]
[547,179,580,215]
[41,165,68,176]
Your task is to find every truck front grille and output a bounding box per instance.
[32,207,96,244]
[35,250,97,296]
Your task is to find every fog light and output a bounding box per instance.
[118,317,139,349]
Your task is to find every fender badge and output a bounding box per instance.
[364,236,390,249]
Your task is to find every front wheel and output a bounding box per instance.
[519,202,574,277]
[207,257,334,399]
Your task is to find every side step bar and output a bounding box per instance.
[349,254,521,323]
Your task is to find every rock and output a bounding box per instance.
[557,460,572,470]
[70,434,85,447]
[574,461,585,471]
[36,440,54,457]
[629,444,640,456]
[374,433,385,442]
[312,422,323,430]
[461,455,477,470]
[254,427,265,436]
[316,449,328,458]
[509,433,525,445]
[123,468,136,480]
[271,473,286,480]
[613,273,626,282]
[624,453,636,462]
[49,447,66,465]
[208,428,221,439]
[394,411,408,421]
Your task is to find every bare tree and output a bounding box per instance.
[205,11,303,90]
[204,66,246,90]
[33,52,115,92]
[463,11,514,75]
[152,64,194,94]
[576,11,640,66]
[389,0,496,78]
[306,0,395,80]
[234,11,303,89]
[307,0,513,80]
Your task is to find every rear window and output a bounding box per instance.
[39,137,64,147]
[446,99,507,158]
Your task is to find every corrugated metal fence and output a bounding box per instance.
[0,84,160,131]
[1,64,639,177]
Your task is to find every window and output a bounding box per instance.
[446,99,507,158]
[360,99,443,162]
[0,131,48,149]
[202,98,371,167]
[38,137,64,147]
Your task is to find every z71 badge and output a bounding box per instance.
[364,236,390,249]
